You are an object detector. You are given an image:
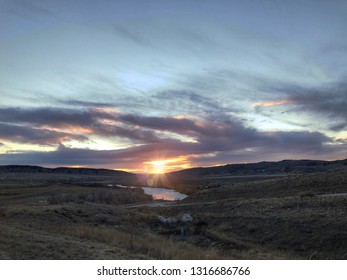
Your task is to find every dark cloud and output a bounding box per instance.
[115,110,263,151]
[262,131,330,152]
[288,84,347,120]
[329,123,347,131]
[0,122,86,145]
[261,78,347,131]
[92,123,161,143]
[0,128,340,170]
[0,103,338,169]
[0,143,194,168]
[117,112,281,155]
[0,107,109,127]
[0,82,344,169]
[118,114,198,133]
[0,107,163,144]
[56,99,113,108]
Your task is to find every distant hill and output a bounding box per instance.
[169,159,347,177]
[1,159,347,179]
[0,165,134,177]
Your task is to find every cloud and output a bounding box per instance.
[55,89,227,117]
[261,78,347,129]
[0,103,339,170]
[118,114,198,134]
[152,90,225,115]
[262,130,330,152]
[56,99,113,108]
[0,122,86,145]
[0,83,345,170]
[329,123,347,131]
[0,107,108,127]
[0,143,194,169]
[92,123,161,143]
[117,111,328,158]
[0,107,164,145]
[288,84,347,120]
[0,127,340,170]
[253,99,294,107]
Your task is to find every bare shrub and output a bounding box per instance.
[0,207,8,217]
[298,190,316,198]
[48,188,151,205]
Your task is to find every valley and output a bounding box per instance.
[0,161,346,259]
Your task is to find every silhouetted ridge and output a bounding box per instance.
[0,165,134,176]
[169,159,347,176]
[1,159,347,177]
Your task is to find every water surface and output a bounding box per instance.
[141,187,188,201]
[111,184,188,201]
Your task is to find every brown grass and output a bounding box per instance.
[1,168,346,259]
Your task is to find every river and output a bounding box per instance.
[141,187,188,201]
[114,184,188,201]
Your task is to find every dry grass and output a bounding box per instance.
[60,223,222,259]
[1,169,346,259]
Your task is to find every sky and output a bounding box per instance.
[1,0,347,173]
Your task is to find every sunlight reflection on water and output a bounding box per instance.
[141,187,188,201]
[112,184,188,201]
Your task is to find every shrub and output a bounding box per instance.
[48,188,152,205]
[298,191,316,198]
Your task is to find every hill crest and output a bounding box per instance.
[0,165,133,176]
[168,159,347,176]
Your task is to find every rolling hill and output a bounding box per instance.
[169,159,347,177]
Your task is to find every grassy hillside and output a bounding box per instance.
[169,159,347,177]
[0,164,346,259]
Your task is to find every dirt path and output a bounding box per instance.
[319,192,347,198]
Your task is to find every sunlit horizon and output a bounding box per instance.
[0,0,346,169]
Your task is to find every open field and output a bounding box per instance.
[0,168,346,259]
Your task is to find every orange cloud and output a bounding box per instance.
[172,115,186,120]
[143,155,191,174]
[38,124,93,134]
[252,99,293,107]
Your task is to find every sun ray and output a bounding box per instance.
[150,160,167,174]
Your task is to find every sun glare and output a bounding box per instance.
[150,160,167,174]
[143,156,191,174]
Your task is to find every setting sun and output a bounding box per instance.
[143,156,191,174]
[150,160,167,174]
